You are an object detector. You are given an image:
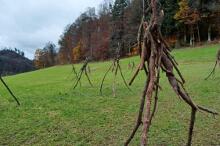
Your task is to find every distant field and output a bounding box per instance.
[0,44,220,146]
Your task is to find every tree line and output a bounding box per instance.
[34,0,220,69]
[1,47,25,57]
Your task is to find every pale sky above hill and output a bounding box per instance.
[0,0,103,59]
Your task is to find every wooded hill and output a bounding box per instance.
[0,49,35,76]
[34,0,220,68]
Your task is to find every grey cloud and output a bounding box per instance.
[0,0,103,59]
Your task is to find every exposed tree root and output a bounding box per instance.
[0,76,20,105]
[124,0,218,146]
[73,57,93,89]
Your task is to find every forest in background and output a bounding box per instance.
[34,0,220,69]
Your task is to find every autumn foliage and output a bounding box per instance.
[72,41,83,62]
[33,0,220,68]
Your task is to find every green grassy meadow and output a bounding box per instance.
[0,44,220,146]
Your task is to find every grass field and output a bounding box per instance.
[0,44,220,146]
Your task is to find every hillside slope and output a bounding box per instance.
[0,49,35,75]
[0,44,219,146]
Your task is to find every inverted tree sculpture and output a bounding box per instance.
[70,64,78,79]
[68,64,79,81]
[0,76,20,105]
[124,0,218,146]
[205,49,220,80]
[70,64,82,87]
[100,44,131,97]
[73,57,93,89]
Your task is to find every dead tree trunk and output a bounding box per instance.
[0,76,20,105]
[125,0,218,146]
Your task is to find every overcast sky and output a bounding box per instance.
[0,0,103,59]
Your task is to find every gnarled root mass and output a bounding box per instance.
[125,0,218,146]
[73,57,93,89]
[205,49,220,80]
[0,76,20,105]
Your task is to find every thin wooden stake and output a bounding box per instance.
[0,76,20,105]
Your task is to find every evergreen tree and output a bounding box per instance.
[110,0,129,56]
[161,0,179,36]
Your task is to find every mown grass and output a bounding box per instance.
[0,44,220,146]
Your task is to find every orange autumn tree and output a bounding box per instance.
[34,49,45,69]
[72,41,83,63]
[174,0,201,46]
